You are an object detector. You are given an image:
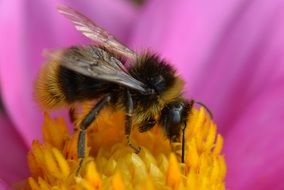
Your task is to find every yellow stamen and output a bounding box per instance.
[42,112,69,150]
[166,154,181,190]
[20,107,226,189]
[112,172,125,190]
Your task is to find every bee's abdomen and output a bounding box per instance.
[35,60,67,109]
[58,66,111,102]
[35,61,111,109]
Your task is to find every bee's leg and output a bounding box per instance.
[125,90,141,154]
[181,122,187,163]
[76,94,111,175]
[69,107,76,124]
[139,117,156,133]
[69,107,79,132]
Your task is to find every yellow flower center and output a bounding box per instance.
[22,107,226,190]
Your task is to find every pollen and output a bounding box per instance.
[21,107,226,190]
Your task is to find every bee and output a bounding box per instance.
[35,5,209,164]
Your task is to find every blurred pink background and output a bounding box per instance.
[1,0,284,189]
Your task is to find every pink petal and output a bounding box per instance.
[0,0,138,146]
[130,0,284,189]
[0,114,28,186]
[0,179,9,190]
[224,87,284,190]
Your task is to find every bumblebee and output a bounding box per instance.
[35,5,205,163]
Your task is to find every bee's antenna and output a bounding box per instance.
[194,101,213,119]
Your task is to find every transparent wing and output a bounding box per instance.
[57,5,138,61]
[49,45,146,92]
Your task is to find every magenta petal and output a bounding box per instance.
[0,179,9,190]
[130,0,284,189]
[192,2,284,188]
[224,86,284,190]
[0,0,138,145]
[0,114,28,186]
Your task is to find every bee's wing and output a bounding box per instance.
[50,45,146,92]
[57,5,137,61]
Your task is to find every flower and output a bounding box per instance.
[23,107,225,190]
[1,0,284,189]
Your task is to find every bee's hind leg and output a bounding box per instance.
[76,94,111,175]
[125,90,141,154]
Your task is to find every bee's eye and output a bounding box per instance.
[173,103,183,110]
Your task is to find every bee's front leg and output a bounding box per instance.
[125,90,141,154]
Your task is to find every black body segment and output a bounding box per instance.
[129,54,176,94]
[58,65,113,103]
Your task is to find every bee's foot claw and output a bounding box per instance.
[135,147,141,154]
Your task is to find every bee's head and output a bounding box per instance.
[159,99,193,141]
